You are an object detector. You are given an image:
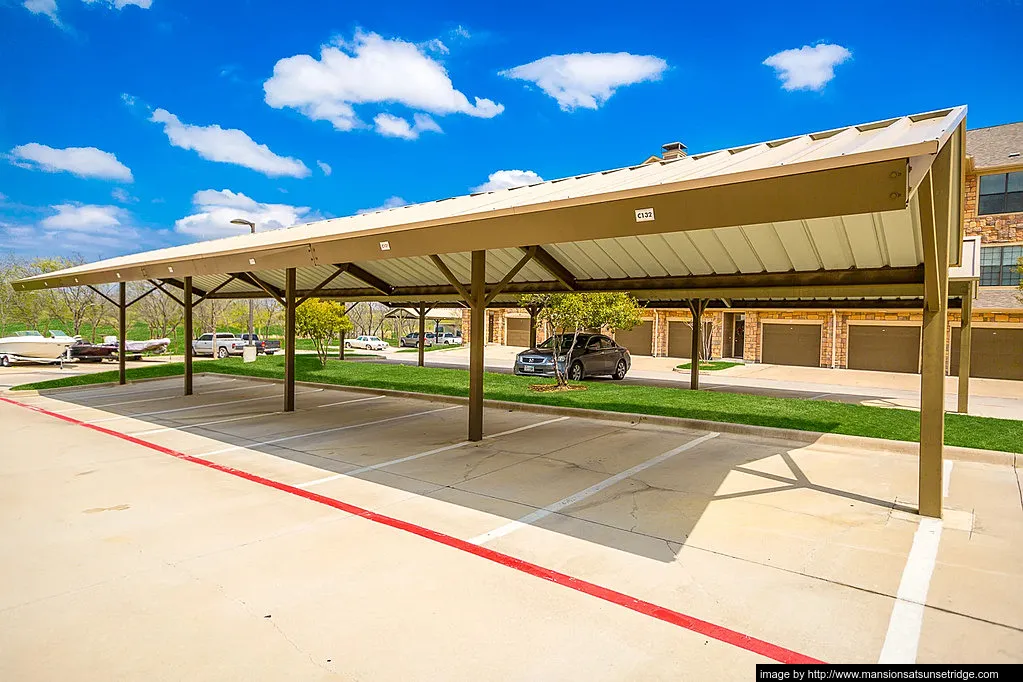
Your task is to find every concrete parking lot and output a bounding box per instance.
[1,376,1021,680]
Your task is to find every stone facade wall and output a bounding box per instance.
[964,171,1023,244]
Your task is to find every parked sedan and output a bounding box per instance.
[345,335,389,351]
[399,332,435,348]
[514,333,630,381]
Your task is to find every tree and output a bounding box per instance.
[131,283,183,340]
[0,254,32,336]
[528,292,643,387]
[295,298,353,367]
[33,256,102,336]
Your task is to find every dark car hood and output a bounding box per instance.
[519,347,554,357]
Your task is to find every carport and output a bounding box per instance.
[12,106,973,518]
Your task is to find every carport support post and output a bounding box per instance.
[118,282,126,385]
[919,174,948,518]
[183,277,193,396]
[688,299,704,390]
[957,292,972,414]
[528,305,538,349]
[417,302,427,367]
[284,267,296,412]
[469,250,486,441]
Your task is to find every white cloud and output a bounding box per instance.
[150,108,310,178]
[472,170,544,193]
[41,203,127,233]
[763,43,851,91]
[357,196,407,214]
[373,112,443,140]
[316,160,332,176]
[111,187,137,203]
[23,0,60,26]
[174,189,314,239]
[263,30,503,135]
[500,52,668,111]
[82,1,153,9]
[9,143,133,181]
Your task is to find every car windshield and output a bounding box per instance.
[14,330,43,337]
[537,335,590,351]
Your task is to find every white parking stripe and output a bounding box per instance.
[22,378,236,402]
[878,517,943,663]
[132,412,278,436]
[195,405,460,458]
[316,395,386,409]
[61,384,263,411]
[296,416,572,488]
[85,389,324,424]
[469,431,720,545]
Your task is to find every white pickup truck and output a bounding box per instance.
[192,333,246,359]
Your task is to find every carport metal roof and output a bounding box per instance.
[14,106,969,307]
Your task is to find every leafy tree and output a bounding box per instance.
[528,292,643,386]
[130,282,183,340]
[33,256,102,336]
[295,298,353,367]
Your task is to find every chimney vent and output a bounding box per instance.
[661,141,687,160]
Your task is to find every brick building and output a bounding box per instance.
[466,121,1023,380]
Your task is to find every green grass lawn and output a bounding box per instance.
[396,343,463,353]
[676,361,744,371]
[12,355,1022,453]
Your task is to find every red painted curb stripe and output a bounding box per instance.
[2,395,823,665]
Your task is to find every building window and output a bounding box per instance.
[978,171,1023,215]
[979,245,1022,286]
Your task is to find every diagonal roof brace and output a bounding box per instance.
[530,246,576,291]
[233,272,285,305]
[334,263,394,296]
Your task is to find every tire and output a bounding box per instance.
[344,342,352,349]
[217,347,229,359]
[569,361,584,381]
[611,359,627,380]
[0,355,10,368]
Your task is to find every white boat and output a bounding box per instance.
[102,336,171,354]
[0,330,76,360]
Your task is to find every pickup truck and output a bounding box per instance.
[239,333,280,355]
[192,333,246,359]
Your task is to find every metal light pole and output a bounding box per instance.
[230,218,256,345]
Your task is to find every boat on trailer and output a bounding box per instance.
[0,330,76,367]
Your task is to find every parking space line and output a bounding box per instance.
[132,412,278,436]
[195,405,461,458]
[0,395,821,665]
[296,416,571,488]
[878,517,943,663]
[470,432,720,546]
[85,389,324,424]
[316,395,386,409]
[23,377,236,401]
[61,384,263,412]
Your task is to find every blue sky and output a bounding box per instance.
[1,0,1021,260]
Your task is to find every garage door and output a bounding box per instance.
[761,324,821,367]
[505,317,530,347]
[950,327,1023,380]
[667,321,713,359]
[615,320,653,356]
[847,325,921,373]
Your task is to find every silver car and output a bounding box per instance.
[514,333,630,381]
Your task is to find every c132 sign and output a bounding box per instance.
[634,207,655,222]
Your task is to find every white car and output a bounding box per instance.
[345,335,389,351]
[439,332,463,345]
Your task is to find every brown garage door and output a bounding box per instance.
[761,324,821,367]
[950,327,1023,380]
[847,325,921,373]
[505,317,529,347]
[667,321,712,359]
[615,320,653,356]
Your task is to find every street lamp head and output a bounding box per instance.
[230,218,256,228]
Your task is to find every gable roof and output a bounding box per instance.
[966,121,1023,170]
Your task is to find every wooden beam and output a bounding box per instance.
[338,263,394,296]
[149,280,184,307]
[118,282,126,386]
[87,285,118,307]
[233,272,284,305]
[531,246,577,290]
[125,285,159,308]
[417,303,427,367]
[284,268,296,412]
[183,277,193,396]
[429,255,471,301]
[485,246,536,305]
[297,265,349,306]
[468,251,486,441]
[192,275,239,304]
[957,290,973,414]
